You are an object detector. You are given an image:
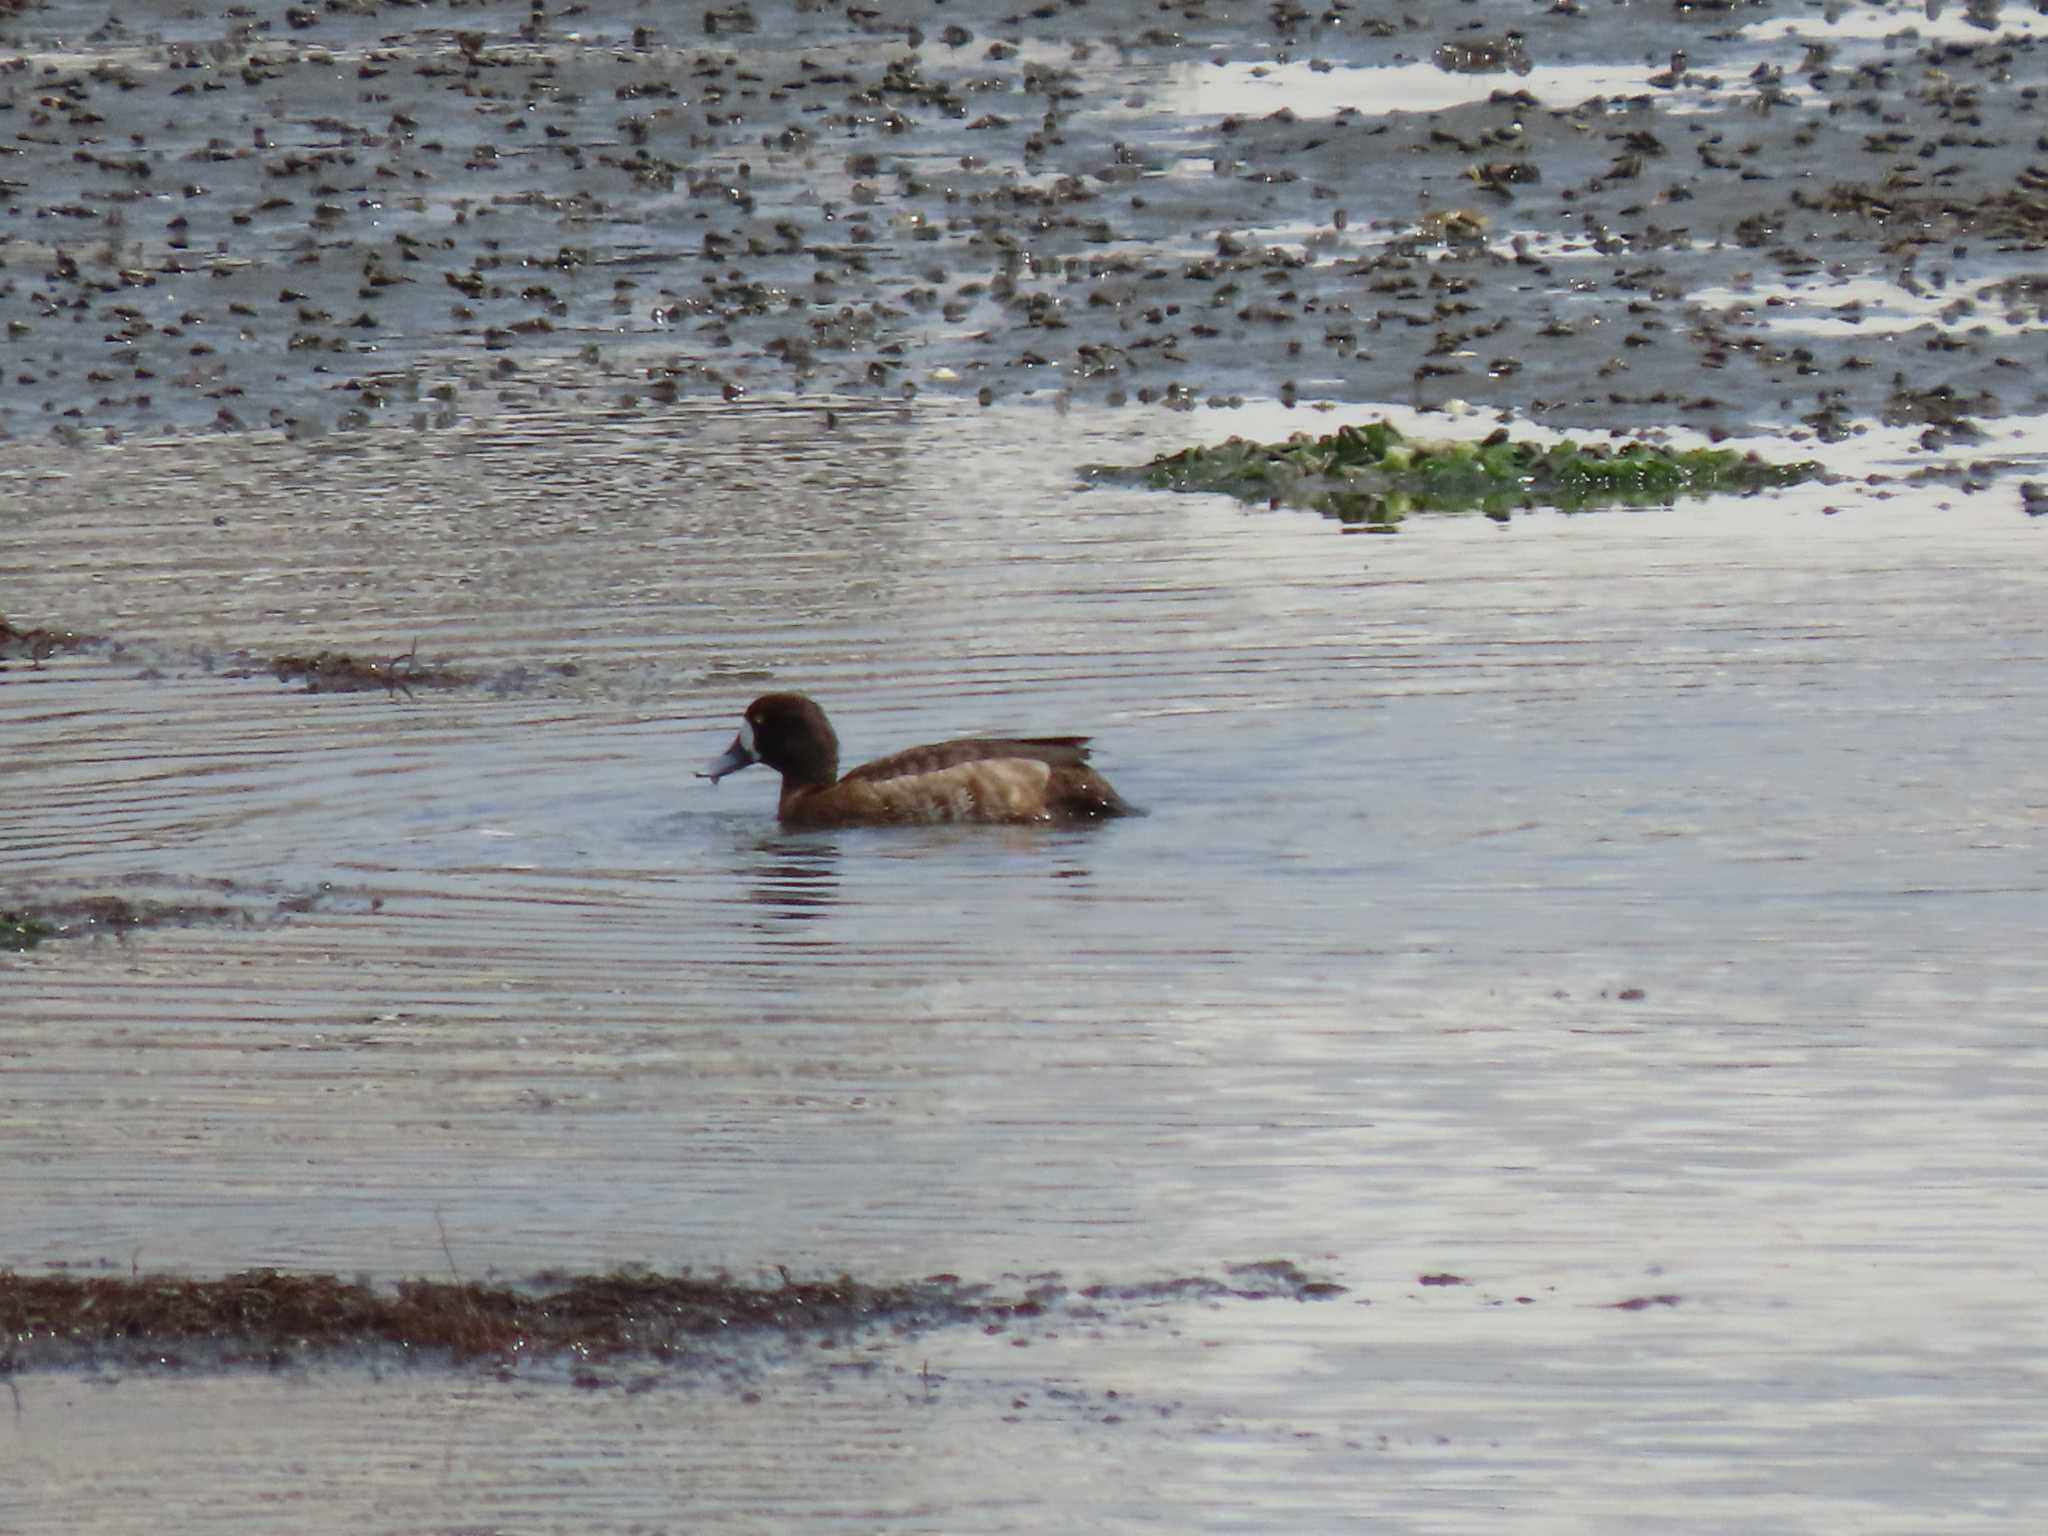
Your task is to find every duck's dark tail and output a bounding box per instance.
[1051,764,1138,821]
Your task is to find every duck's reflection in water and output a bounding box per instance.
[724,822,1106,949]
[738,832,843,933]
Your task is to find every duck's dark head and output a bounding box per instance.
[699,693,840,789]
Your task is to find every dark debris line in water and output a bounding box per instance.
[0,894,240,950]
[0,883,357,951]
[251,646,478,695]
[1088,419,1828,528]
[3,612,504,696]
[0,1263,1346,1373]
[0,615,98,661]
[231,648,582,696]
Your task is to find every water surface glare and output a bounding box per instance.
[4,403,2047,1531]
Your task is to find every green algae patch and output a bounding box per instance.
[2,911,54,951]
[1089,419,1826,528]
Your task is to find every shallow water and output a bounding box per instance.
[9,0,2048,1521]
[5,400,2048,1530]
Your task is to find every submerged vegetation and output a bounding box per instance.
[1091,419,1827,528]
[0,893,246,950]
[2,911,53,951]
[0,881,368,952]
[0,615,96,662]
[4,615,489,696]
[261,645,477,695]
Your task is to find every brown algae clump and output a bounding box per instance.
[1092,419,1826,527]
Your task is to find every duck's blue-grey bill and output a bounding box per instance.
[699,736,756,783]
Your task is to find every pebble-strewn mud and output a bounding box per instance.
[3,0,2046,445]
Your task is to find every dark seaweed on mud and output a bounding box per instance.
[0,1262,1344,1373]
[0,1268,976,1371]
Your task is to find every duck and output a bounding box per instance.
[699,692,1134,827]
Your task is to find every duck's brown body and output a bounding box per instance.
[701,694,1131,827]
